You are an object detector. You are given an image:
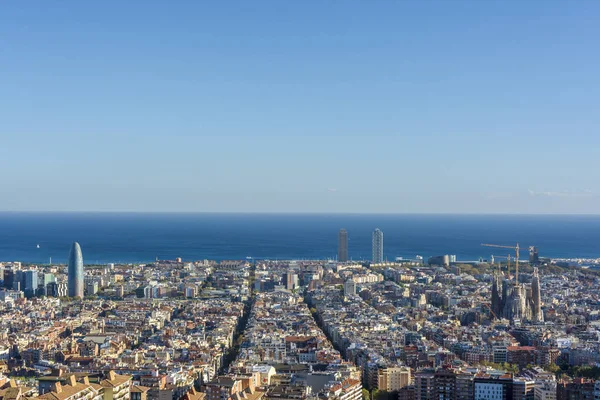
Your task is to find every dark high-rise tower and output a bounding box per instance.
[531,267,543,322]
[68,242,84,298]
[338,229,348,262]
[372,228,384,263]
[529,246,540,264]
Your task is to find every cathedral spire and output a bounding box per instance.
[531,267,543,322]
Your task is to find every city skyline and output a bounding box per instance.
[1,248,595,400]
[1,2,600,399]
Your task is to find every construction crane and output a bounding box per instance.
[480,302,499,320]
[481,243,528,284]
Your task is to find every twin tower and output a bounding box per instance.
[338,228,384,263]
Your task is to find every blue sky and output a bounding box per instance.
[2,1,599,213]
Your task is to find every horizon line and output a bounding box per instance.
[1,210,600,216]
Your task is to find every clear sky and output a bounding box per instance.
[2,1,599,213]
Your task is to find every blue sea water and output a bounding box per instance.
[0,213,599,264]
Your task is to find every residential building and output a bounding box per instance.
[456,373,474,400]
[377,367,411,392]
[397,386,416,400]
[344,280,356,297]
[535,380,556,400]
[507,347,536,368]
[513,378,535,400]
[434,369,456,400]
[372,229,384,264]
[205,377,243,400]
[130,386,150,400]
[38,375,103,400]
[100,371,132,400]
[415,370,435,400]
[338,229,349,262]
[557,378,595,400]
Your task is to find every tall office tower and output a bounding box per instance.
[3,269,15,289]
[68,242,84,298]
[42,273,55,286]
[13,270,24,291]
[531,267,543,322]
[529,246,540,264]
[372,228,384,263]
[283,270,297,290]
[338,229,348,262]
[24,270,38,296]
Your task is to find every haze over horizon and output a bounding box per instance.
[2,1,599,214]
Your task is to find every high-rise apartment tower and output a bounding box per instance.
[338,229,348,262]
[372,228,384,263]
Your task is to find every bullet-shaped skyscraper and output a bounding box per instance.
[372,228,383,263]
[338,229,348,262]
[68,242,84,298]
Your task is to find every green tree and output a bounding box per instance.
[500,363,519,373]
[362,389,370,400]
[545,363,560,375]
[378,390,390,400]
[570,366,600,380]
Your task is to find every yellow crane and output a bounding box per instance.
[481,302,499,320]
[482,243,527,284]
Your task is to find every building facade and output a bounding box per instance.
[100,371,132,400]
[377,367,410,392]
[338,229,348,262]
[68,242,84,298]
[531,268,543,322]
[415,370,435,400]
[372,229,383,264]
[474,375,513,400]
[344,280,356,297]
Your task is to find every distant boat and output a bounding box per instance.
[36,244,40,249]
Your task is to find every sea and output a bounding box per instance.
[0,212,599,265]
